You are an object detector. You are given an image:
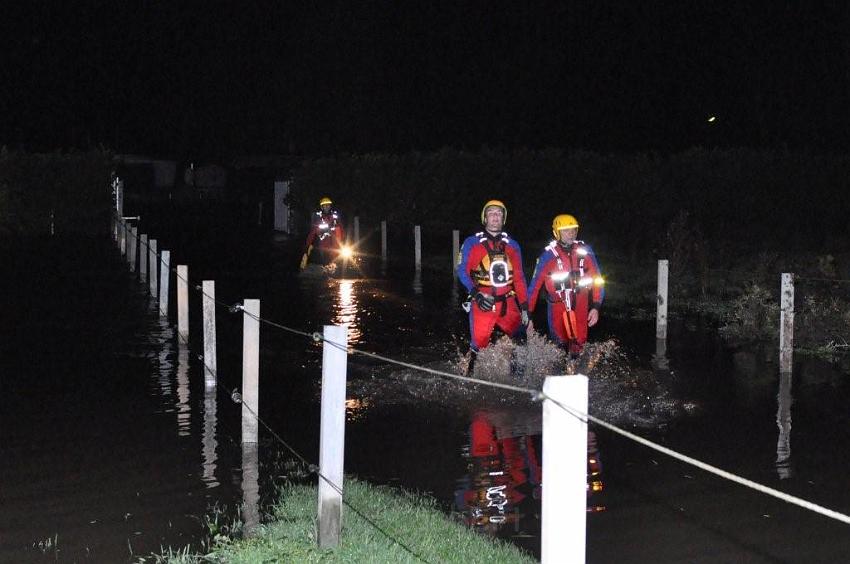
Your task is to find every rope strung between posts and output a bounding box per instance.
[233,301,850,527]
[543,394,850,526]
[201,360,429,563]
[121,226,850,527]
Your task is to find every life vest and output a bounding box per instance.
[471,232,515,288]
[545,240,593,310]
[314,210,339,241]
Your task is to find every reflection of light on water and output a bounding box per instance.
[202,387,219,488]
[345,397,371,421]
[333,279,361,345]
[176,344,191,437]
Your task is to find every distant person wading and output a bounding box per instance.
[300,196,345,269]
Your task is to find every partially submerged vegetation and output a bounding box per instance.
[148,479,534,563]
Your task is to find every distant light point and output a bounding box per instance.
[707,116,716,123]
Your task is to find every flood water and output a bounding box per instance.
[3,225,850,563]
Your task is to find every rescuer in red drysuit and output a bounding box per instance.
[456,200,529,366]
[300,196,345,268]
[528,214,604,355]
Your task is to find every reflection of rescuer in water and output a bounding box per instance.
[455,411,606,530]
[300,196,345,269]
[528,214,605,356]
[455,411,542,530]
[456,200,529,372]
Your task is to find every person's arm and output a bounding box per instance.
[456,237,478,294]
[526,250,551,313]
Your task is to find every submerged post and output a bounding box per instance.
[139,234,148,283]
[381,220,387,262]
[148,239,158,296]
[353,216,360,243]
[452,229,460,270]
[128,226,138,272]
[656,259,669,340]
[202,280,217,387]
[414,225,422,272]
[317,324,348,549]
[241,299,260,444]
[541,375,588,564]
[779,273,794,373]
[177,265,189,342]
[159,250,170,317]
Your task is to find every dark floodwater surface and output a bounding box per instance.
[3,232,850,563]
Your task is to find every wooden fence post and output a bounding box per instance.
[656,259,669,340]
[241,299,260,444]
[177,265,189,342]
[148,239,158,296]
[381,220,387,263]
[353,216,360,243]
[541,374,588,564]
[414,225,422,272]
[317,324,348,549]
[779,273,794,373]
[202,280,217,387]
[159,250,170,317]
[128,226,138,272]
[139,234,148,283]
[452,229,460,271]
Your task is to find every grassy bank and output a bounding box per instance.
[153,479,535,563]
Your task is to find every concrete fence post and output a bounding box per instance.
[123,220,130,257]
[139,234,149,283]
[148,239,158,296]
[119,219,127,256]
[541,374,588,564]
[241,299,260,444]
[381,220,387,262]
[202,280,217,387]
[317,324,348,549]
[779,273,794,373]
[452,229,460,270]
[656,259,669,340]
[177,265,189,342]
[159,250,170,317]
[414,225,422,272]
[128,226,138,272]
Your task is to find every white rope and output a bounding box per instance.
[119,232,850,526]
[547,396,850,526]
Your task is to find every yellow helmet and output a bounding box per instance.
[319,196,333,206]
[552,214,580,238]
[480,199,507,225]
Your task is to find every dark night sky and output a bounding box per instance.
[3,1,849,157]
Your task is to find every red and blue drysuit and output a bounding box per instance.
[304,209,344,264]
[457,231,528,352]
[528,240,604,354]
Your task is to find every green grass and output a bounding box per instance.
[154,479,535,563]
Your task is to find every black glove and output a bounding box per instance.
[474,291,496,312]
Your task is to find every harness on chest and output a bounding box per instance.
[315,212,339,241]
[472,238,514,288]
[547,243,591,311]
